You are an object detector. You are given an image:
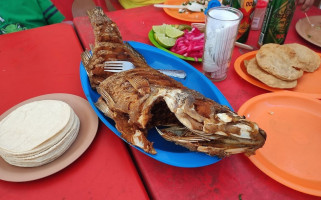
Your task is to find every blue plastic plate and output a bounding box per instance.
[80,41,232,168]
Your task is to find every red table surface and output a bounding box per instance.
[0,24,148,200]
[73,5,321,200]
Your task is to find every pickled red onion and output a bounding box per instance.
[170,27,204,61]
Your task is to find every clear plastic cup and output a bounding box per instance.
[202,7,243,81]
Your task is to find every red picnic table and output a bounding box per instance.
[0,23,148,199]
[73,4,321,200]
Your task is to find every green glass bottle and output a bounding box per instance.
[222,0,232,5]
[258,0,296,46]
[229,0,256,43]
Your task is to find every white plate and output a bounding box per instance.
[295,15,321,47]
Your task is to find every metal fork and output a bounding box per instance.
[104,61,187,79]
[304,12,321,30]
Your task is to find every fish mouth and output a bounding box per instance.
[150,87,266,157]
[155,125,266,158]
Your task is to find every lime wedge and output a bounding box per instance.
[177,24,192,31]
[152,24,167,34]
[165,25,184,38]
[172,24,192,31]
[154,33,176,49]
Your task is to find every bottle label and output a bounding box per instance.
[258,0,295,45]
[251,17,260,29]
[243,0,255,13]
[267,1,295,43]
[235,0,255,42]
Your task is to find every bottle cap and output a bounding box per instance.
[256,0,268,8]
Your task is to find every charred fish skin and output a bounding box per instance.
[95,68,186,154]
[84,7,266,157]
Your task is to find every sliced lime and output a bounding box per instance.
[176,24,192,31]
[165,25,184,38]
[154,33,176,49]
[154,32,166,44]
[152,24,167,34]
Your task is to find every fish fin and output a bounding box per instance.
[95,97,113,118]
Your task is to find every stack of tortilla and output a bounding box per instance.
[244,43,320,89]
[0,100,80,167]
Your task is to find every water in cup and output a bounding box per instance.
[202,7,243,81]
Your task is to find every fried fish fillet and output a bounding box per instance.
[82,7,266,157]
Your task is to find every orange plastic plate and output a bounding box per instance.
[234,51,321,99]
[163,0,206,22]
[238,91,321,196]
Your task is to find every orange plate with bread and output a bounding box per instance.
[238,91,321,196]
[234,51,321,99]
[163,0,206,22]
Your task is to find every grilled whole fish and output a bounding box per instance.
[82,7,266,157]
